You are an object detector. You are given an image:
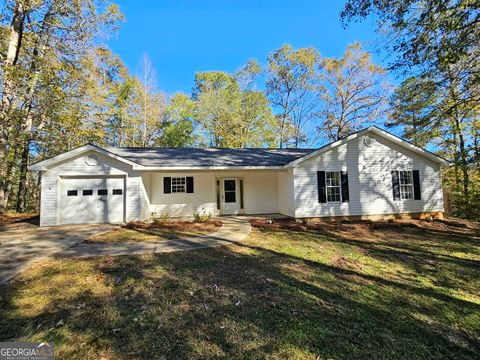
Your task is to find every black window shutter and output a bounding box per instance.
[391,171,400,200]
[186,176,194,193]
[163,177,171,194]
[412,170,421,200]
[317,171,326,203]
[341,171,349,202]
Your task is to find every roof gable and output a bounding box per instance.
[28,144,140,171]
[286,126,449,167]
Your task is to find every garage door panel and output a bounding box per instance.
[60,177,124,225]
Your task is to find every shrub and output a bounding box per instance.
[193,209,211,223]
[151,212,170,224]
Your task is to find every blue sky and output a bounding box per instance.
[108,0,386,95]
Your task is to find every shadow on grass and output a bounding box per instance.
[0,224,479,359]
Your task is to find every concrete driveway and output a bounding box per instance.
[0,220,114,285]
[0,216,252,286]
[59,216,252,258]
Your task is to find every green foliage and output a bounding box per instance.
[158,93,198,147]
[194,67,276,148]
[0,0,124,212]
[341,0,479,80]
[386,77,440,147]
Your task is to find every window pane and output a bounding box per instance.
[171,177,186,193]
[327,187,341,202]
[400,171,412,185]
[225,191,236,203]
[326,172,341,202]
[83,190,93,196]
[98,189,108,195]
[326,172,340,186]
[216,180,220,210]
[67,190,78,196]
[240,180,244,209]
[224,180,235,191]
[400,185,413,200]
[112,189,123,195]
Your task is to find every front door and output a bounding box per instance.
[222,179,240,215]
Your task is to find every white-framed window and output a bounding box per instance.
[399,170,413,200]
[171,177,186,193]
[326,171,341,202]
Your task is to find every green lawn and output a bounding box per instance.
[0,218,479,359]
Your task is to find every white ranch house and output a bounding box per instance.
[29,126,449,226]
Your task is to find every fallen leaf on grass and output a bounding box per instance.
[56,319,64,327]
[103,257,114,266]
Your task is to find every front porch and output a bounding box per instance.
[139,170,295,219]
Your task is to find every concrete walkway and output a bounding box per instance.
[59,216,251,258]
[0,222,114,285]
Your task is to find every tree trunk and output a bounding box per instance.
[446,67,469,198]
[35,172,41,212]
[1,150,17,211]
[0,1,26,212]
[0,1,25,116]
[15,139,30,213]
[279,113,287,148]
[451,129,461,191]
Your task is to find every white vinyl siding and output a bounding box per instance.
[146,171,279,217]
[277,169,295,217]
[293,133,444,218]
[149,173,215,217]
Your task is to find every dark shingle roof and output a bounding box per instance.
[105,147,316,167]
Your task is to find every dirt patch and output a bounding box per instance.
[249,216,480,240]
[87,219,224,243]
[0,212,38,224]
[249,218,326,232]
[125,219,222,233]
[333,256,364,270]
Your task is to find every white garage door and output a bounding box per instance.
[60,177,124,225]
